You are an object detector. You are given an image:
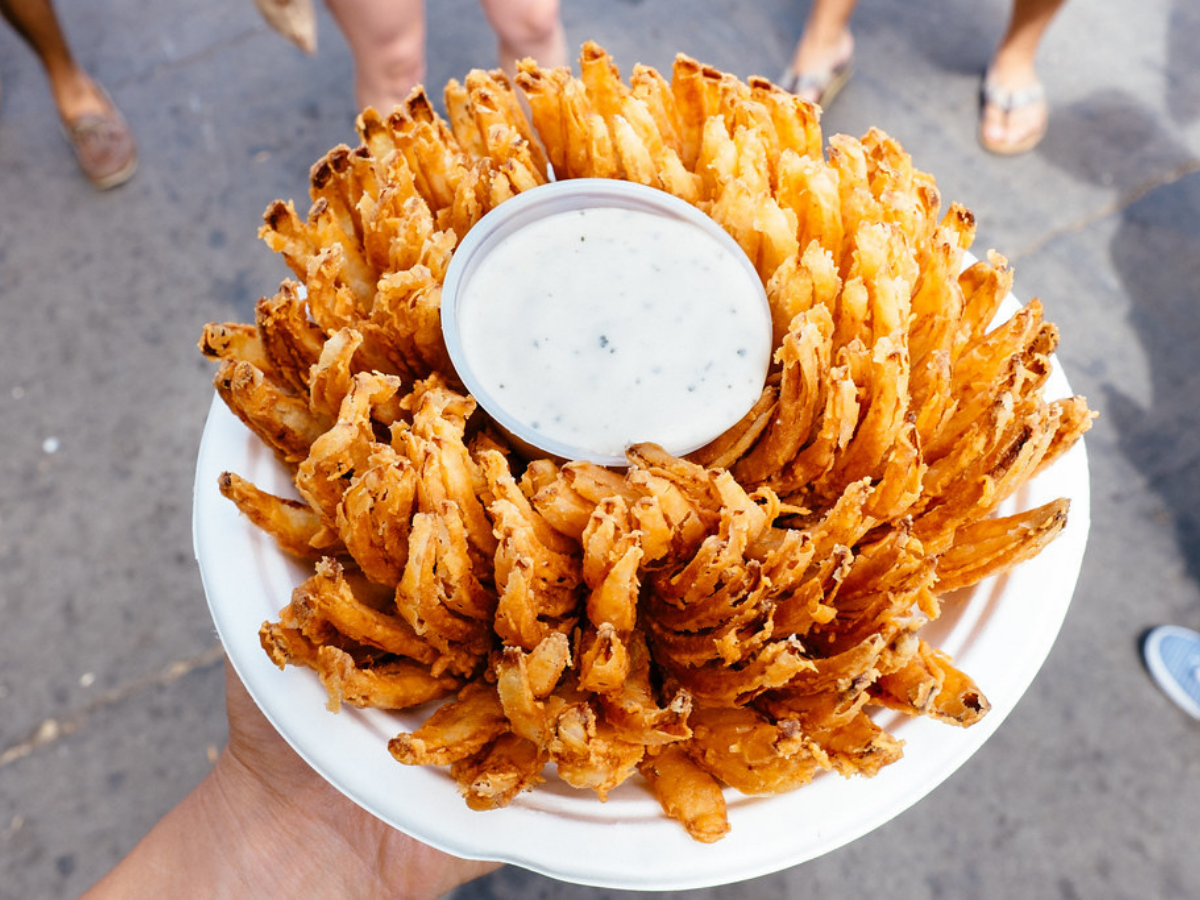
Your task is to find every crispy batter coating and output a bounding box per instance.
[203,41,1095,841]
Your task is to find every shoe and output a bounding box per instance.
[1142,625,1200,719]
[253,0,317,54]
[779,53,854,110]
[978,73,1047,156]
[62,88,138,190]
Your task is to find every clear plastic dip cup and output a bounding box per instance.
[441,179,773,466]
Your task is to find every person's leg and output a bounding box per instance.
[979,0,1068,154]
[325,0,425,113]
[477,0,568,82]
[989,0,1066,86]
[0,0,110,120]
[0,0,137,188]
[782,0,858,104]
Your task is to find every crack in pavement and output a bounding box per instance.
[1013,156,1200,261]
[0,641,226,770]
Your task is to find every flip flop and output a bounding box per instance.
[978,74,1047,156]
[1142,625,1200,720]
[779,54,854,110]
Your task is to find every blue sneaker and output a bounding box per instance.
[1143,625,1200,720]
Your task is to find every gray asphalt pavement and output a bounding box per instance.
[2,0,1199,897]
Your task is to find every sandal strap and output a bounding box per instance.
[779,55,853,105]
[779,68,834,95]
[981,78,1045,113]
[66,113,125,142]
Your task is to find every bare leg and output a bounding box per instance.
[989,0,1067,86]
[0,0,111,120]
[478,0,567,82]
[980,0,1068,152]
[0,0,137,188]
[785,0,858,101]
[325,0,425,113]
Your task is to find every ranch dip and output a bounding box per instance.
[452,200,771,462]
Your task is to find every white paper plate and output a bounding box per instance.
[192,316,1090,892]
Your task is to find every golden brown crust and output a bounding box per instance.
[201,43,1094,841]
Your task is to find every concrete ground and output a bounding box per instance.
[1,0,1198,897]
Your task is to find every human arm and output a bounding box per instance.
[82,660,499,899]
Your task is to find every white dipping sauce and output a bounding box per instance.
[454,202,771,461]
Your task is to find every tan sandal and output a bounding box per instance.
[253,0,317,54]
[978,75,1047,156]
[62,87,138,190]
